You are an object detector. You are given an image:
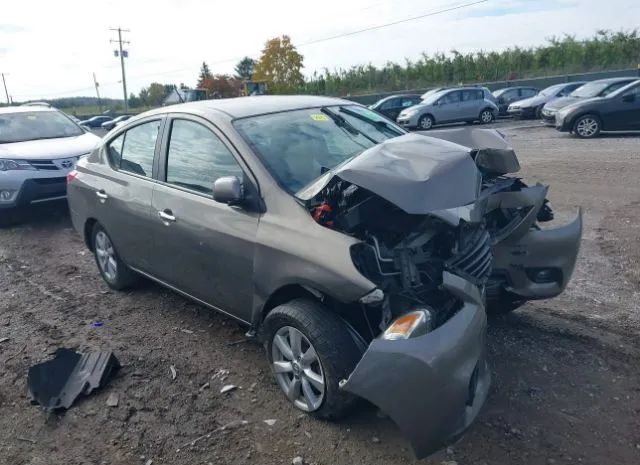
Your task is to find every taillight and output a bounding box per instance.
[67,170,78,184]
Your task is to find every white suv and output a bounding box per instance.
[0,106,100,221]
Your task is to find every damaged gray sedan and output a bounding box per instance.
[67,96,581,458]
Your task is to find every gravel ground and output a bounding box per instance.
[1,122,639,465]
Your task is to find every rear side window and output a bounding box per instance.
[165,119,244,195]
[462,90,483,101]
[379,98,399,110]
[107,120,160,177]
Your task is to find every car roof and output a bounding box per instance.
[0,105,58,115]
[378,94,421,101]
[593,77,638,83]
[144,95,353,119]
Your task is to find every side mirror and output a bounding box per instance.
[433,101,440,106]
[213,176,244,205]
[497,97,505,104]
[622,93,636,103]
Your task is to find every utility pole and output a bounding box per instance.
[1,73,9,104]
[110,27,130,112]
[93,72,102,112]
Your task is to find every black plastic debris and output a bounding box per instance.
[27,348,120,411]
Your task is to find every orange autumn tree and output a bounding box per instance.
[253,35,304,94]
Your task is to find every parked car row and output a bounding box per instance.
[369,76,640,138]
[79,114,132,130]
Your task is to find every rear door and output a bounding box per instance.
[91,117,165,271]
[149,115,260,322]
[460,89,483,119]
[379,98,402,120]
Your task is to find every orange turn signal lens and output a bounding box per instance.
[382,310,432,340]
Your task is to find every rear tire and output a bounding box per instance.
[417,114,434,130]
[573,114,601,138]
[91,222,138,290]
[262,298,362,420]
[479,108,495,124]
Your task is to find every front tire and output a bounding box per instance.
[91,223,138,290]
[417,114,434,130]
[479,108,495,124]
[573,114,601,138]
[262,299,362,420]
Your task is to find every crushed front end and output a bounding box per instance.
[298,133,493,458]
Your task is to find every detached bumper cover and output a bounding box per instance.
[493,209,582,299]
[342,272,490,459]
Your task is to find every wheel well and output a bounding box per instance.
[84,218,97,251]
[480,107,494,115]
[419,113,435,123]
[570,112,601,127]
[262,284,320,319]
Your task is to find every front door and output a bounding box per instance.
[436,91,462,122]
[609,83,640,130]
[149,116,260,322]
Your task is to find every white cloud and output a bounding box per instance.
[1,0,638,100]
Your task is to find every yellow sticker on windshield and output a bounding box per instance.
[310,113,329,122]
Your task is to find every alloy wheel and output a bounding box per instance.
[481,110,493,123]
[272,326,325,412]
[419,116,432,129]
[575,117,599,137]
[95,230,118,281]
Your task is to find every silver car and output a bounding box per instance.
[66,96,580,458]
[397,87,498,129]
[0,106,100,222]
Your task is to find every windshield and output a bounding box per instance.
[234,105,404,193]
[570,81,626,98]
[539,84,565,96]
[0,111,84,144]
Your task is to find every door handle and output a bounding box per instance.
[158,210,176,223]
[96,190,108,201]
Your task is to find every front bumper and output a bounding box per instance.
[0,168,72,209]
[342,272,490,459]
[397,113,420,128]
[492,209,582,299]
[508,107,536,119]
[540,110,556,126]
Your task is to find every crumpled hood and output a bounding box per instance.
[298,133,481,215]
[0,132,100,160]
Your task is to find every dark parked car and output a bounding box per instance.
[541,77,639,125]
[101,115,132,131]
[492,86,539,115]
[368,94,422,121]
[507,82,586,119]
[79,116,113,128]
[554,80,640,138]
[66,96,580,458]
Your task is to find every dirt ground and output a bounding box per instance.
[1,122,639,465]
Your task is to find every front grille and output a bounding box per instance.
[446,226,492,285]
[27,160,59,170]
[32,177,66,185]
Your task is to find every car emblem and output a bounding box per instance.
[60,160,74,169]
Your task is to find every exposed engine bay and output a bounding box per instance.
[297,128,582,337]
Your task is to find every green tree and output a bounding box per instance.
[197,62,213,88]
[234,57,257,80]
[253,35,304,94]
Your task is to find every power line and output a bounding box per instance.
[299,0,488,46]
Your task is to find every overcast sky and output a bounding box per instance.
[2,0,639,101]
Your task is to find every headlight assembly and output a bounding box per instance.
[0,159,35,171]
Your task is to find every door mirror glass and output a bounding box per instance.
[213,176,244,204]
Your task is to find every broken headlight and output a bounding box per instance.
[381,309,433,340]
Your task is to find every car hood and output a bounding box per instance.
[511,94,548,108]
[544,96,584,111]
[0,132,101,160]
[297,133,482,215]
